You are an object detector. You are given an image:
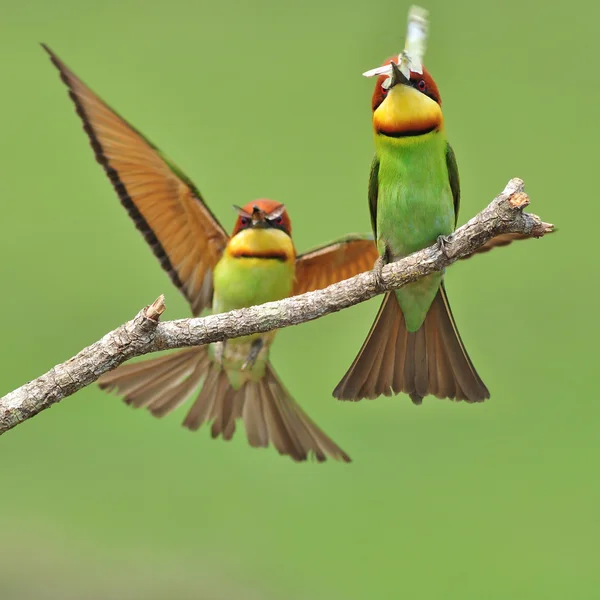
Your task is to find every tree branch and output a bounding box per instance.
[0,178,553,435]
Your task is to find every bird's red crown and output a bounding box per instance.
[371,57,441,112]
[231,199,292,236]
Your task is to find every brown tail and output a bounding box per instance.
[332,285,489,404]
[99,349,350,463]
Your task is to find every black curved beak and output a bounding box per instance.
[389,60,410,88]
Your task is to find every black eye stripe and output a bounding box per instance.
[237,216,289,234]
[266,219,289,233]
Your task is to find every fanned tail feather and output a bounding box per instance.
[333,286,489,404]
[99,349,350,462]
[183,362,351,462]
[98,348,210,413]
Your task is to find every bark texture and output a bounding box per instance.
[0,179,553,435]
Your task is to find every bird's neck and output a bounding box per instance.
[375,128,448,183]
[226,228,296,261]
[374,125,446,154]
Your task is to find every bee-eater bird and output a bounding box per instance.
[334,59,494,404]
[43,46,382,463]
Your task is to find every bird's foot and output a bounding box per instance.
[242,339,263,371]
[436,234,453,258]
[372,255,388,292]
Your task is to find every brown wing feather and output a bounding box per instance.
[293,235,378,295]
[470,233,544,257]
[43,45,228,315]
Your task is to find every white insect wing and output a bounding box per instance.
[362,5,429,88]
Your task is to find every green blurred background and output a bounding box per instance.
[0,0,595,598]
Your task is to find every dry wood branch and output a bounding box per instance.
[0,178,553,435]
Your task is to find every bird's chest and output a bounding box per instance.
[211,254,294,374]
[213,254,294,313]
[376,145,455,259]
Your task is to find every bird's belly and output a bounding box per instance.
[377,184,454,259]
[210,335,273,387]
[377,183,454,332]
[210,254,294,385]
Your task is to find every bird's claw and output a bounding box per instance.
[437,235,452,258]
[242,339,263,371]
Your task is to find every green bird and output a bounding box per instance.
[43,45,385,462]
[333,59,491,404]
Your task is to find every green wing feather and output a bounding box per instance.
[368,156,380,238]
[445,143,460,227]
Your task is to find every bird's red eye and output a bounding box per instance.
[240,217,250,226]
[417,79,427,92]
[381,84,388,94]
[275,216,283,225]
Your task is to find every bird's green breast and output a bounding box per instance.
[213,253,294,314]
[375,131,455,331]
[210,252,295,387]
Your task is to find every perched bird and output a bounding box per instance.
[43,45,381,462]
[334,59,518,404]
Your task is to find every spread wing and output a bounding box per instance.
[44,45,228,315]
[293,234,379,295]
